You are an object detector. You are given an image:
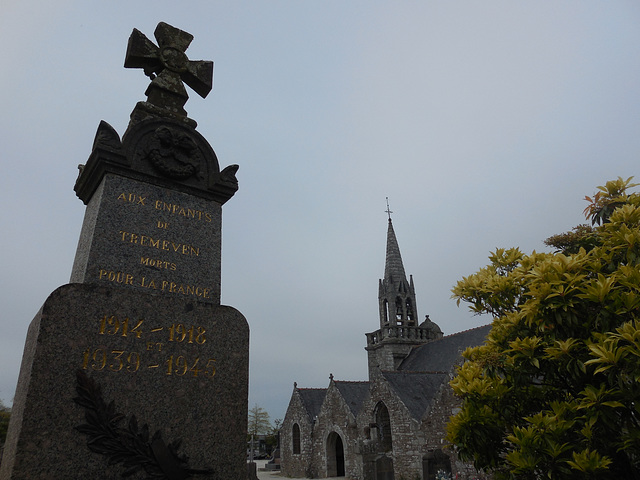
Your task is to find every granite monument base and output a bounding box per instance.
[0,284,248,480]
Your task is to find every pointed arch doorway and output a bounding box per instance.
[326,432,345,477]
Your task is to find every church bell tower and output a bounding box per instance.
[379,217,418,328]
[366,205,443,375]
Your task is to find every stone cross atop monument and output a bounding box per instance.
[71,22,239,304]
[125,22,213,127]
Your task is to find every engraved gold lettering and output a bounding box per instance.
[165,356,204,377]
[130,318,144,338]
[187,325,194,343]
[117,193,147,205]
[175,356,188,375]
[140,257,177,271]
[141,277,157,289]
[120,231,199,256]
[168,324,206,344]
[189,358,201,376]
[146,342,163,352]
[195,327,206,344]
[99,315,107,334]
[127,352,140,371]
[97,315,141,337]
[157,221,169,229]
[109,350,125,372]
[205,359,216,377]
[99,269,134,285]
[82,348,90,369]
[99,315,119,335]
[155,281,211,298]
[154,201,211,223]
[92,349,107,370]
[82,347,140,373]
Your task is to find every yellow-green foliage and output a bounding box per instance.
[447,179,640,480]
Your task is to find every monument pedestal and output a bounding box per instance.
[1,284,248,480]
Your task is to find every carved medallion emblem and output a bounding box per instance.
[144,126,202,180]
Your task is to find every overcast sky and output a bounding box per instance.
[1,1,639,422]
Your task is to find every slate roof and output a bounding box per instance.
[297,388,327,420]
[334,381,370,417]
[398,324,492,373]
[382,371,449,421]
[380,324,491,421]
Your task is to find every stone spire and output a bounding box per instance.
[383,218,408,286]
[378,218,417,329]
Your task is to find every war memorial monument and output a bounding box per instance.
[0,22,248,479]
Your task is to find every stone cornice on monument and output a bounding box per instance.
[74,119,238,205]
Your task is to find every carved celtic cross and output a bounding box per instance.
[125,22,213,118]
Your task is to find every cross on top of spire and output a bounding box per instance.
[385,197,393,222]
[124,22,213,119]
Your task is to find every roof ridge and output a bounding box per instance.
[333,380,369,384]
[443,324,491,338]
[297,387,327,391]
[383,370,447,375]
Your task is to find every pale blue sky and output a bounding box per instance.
[1,1,639,422]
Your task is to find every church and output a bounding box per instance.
[281,218,491,480]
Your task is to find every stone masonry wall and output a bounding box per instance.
[310,383,363,479]
[421,373,492,480]
[281,392,316,478]
[358,373,425,480]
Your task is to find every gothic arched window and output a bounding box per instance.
[395,297,403,323]
[374,402,392,452]
[292,423,301,454]
[406,298,414,325]
[383,299,389,325]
